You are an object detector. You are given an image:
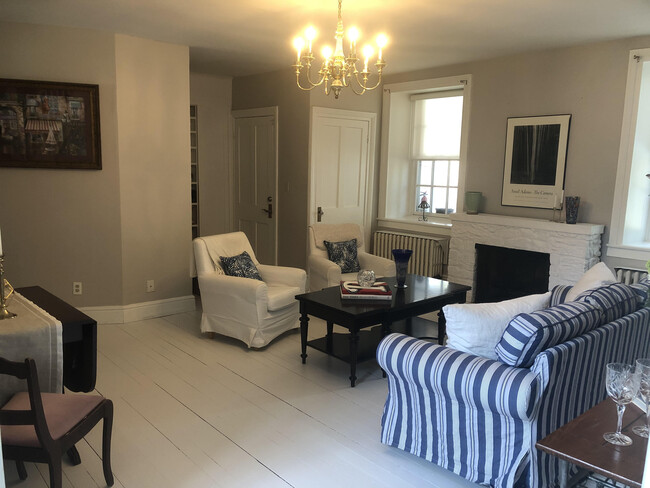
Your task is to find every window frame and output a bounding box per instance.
[607,48,650,261]
[377,75,472,232]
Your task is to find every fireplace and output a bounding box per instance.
[474,244,550,303]
[447,213,605,302]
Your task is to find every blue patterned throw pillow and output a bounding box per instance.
[496,301,601,368]
[220,251,263,281]
[324,239,361,273]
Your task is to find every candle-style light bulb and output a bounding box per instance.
[305,26,317,53]
[362,44,374,71]
[376,33,388,61]
[293,37,305,63]
[322,45,333,66]
[348,27,359,54]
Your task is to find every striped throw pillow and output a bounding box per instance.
[574,282,638,324]
[630,278,650,308]
[549,285,572,306]
[495,301,601,368]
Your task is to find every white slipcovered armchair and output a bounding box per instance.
[308,223,394,291]
[193,232,307,348]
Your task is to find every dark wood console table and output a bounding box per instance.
[536,399,647,487]
[17,286,97,393]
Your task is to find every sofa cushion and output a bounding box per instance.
[630,278,650,308]
[496,301,601,368]
[565,262,616,302]
[443,292,550,360]
[266,284,301,311]
[220,251,263,281]
[549,285,572,306]
[574,282,639,324]
[324,238,361,273]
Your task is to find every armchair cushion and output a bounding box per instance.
[220,251,262,281]
[267,284,302,311]
[324,239,361,273]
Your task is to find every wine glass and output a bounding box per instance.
[633,358,650,438]
[604,363,640,446]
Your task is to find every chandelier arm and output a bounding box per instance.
[351,72,383,91]
[305,63,328,87]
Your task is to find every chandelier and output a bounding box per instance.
[292,0,387,99]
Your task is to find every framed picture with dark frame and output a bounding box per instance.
[0,78,101,170]
[501,114,571,209]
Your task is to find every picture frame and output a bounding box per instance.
[0,78,101,170]
[501,114,571,209]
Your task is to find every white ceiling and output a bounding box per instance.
[2,0,650,77]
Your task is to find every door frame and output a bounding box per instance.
[308,106,377,247]
[231,106,279,264]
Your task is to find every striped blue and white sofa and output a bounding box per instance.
[376,280,650,487]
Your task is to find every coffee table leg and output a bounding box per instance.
[349,329,359,387]
[437,310,446,346]
[326,321,334,354]
[300,312,309,364]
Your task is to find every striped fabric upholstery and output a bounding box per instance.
[377,308,650,488]
[495,302,601,368]
[574,282,638,324]
[630,278,650,308]
[549,285,572,306]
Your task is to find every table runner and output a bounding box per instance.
[0,291,63,406]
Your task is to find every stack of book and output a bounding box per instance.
[339,281,393,301]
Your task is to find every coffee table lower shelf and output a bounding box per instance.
[307,317,438,364]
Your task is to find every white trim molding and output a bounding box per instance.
[80,295,196,325]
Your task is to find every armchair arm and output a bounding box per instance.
[258,264,307,291]
[197,273,268,324]
[377,333,541,420]
[358,252,394,278]
[308,254,342,288]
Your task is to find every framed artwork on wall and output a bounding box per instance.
[0,78,101,170]
[501,114,571,209]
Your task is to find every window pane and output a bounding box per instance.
[419,161,432,185]
[449,160,459,187]
[412,95,464,158]
[448,187,458,213]
[432,187,447,212]
[433,160,448,186]
[416,186,431,212]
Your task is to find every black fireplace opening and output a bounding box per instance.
[474,244,550,303]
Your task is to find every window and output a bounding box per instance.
[378,75,471,231]
[608,49,650,260]
[411,92,463,215]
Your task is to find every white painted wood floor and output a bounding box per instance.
[3,306,478,488]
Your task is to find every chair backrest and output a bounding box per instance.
[0,357,54,449]
[308,224,365,258]
[193,232,258,276]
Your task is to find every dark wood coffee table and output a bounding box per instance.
[296,274,471,387]
[536,399,647,488]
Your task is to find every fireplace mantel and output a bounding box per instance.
[447,213,605,300]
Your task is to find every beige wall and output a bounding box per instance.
[0,23,193,307]
[232,69,311,268]
[189,73,233,236]
[384,35,650,270]
[115,35,192,304]
[0,22,123,306]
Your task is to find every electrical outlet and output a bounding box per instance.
[73,282,82,295]
[146,280,155,293]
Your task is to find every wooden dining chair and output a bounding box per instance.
[0,357,114,487]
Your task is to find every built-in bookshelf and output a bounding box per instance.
[190,105,199,240]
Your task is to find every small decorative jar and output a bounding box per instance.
[357,269,376,287]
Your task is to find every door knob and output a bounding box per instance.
[317,206,324,222]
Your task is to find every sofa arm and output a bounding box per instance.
[358,252,394,278]
[308,254,342,288]
[197,273,268,323]
[377,333,542,420]
[258,264,307,292]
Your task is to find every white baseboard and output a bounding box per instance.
[80,295,197,324]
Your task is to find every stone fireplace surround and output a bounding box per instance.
[447,213,605,302]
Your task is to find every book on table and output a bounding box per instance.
[340,281,393,300]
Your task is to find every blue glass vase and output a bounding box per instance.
[392,249,413,288]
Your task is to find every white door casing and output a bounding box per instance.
[232,107,278,265]
[309,107,376,247]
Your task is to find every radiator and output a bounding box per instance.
[373,231,448,278]
[615,267,648,285]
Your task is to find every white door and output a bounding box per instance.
[309,107,376,242]
[232,107,278,265]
